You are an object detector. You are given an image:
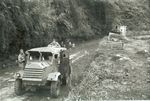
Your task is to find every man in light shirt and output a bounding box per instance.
[18,49,25,69]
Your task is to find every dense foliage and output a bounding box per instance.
[0,0,48,55]
[0,0,149,56]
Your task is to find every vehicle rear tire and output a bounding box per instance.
[14,79,23,95]
[50,80,60,98]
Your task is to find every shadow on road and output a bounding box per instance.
[22,85,70,101]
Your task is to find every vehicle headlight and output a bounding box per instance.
[16,73,21,77]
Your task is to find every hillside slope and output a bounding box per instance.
[0,0,150,56]
[66,37,150,100]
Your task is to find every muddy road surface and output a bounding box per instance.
[0,39,100,101]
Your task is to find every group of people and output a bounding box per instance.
[18,39,75,69]
[48,39,61,48]
[48,39,75,49]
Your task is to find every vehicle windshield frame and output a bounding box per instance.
[41,52,53,62]
[27,51,41,62]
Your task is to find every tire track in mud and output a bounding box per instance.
[0,51,89,101]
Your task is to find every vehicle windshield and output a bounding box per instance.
[41,52,53,61]
[29,51,40,61]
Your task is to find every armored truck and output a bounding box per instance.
[14,46,71,98]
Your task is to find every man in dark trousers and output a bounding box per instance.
[18,49,25,69]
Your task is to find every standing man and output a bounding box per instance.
[18,49,26,69]
[61,41,65,47]
[65,39,72,50]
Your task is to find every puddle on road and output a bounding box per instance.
[70,52,80,59]
[72,51,89,63]
[0,83,27,101]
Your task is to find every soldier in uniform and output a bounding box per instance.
[65,39,72,49]
[18,49,26,69]
[61,41,65,47]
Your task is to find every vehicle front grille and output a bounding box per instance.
[23,68,43,81]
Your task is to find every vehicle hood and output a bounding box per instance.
[25,62,50,69]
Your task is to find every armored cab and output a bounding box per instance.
[14,46,71,98]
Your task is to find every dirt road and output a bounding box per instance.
[0,39,100,101]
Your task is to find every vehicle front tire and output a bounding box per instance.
[14,79,23,95]
[50,80,60,98]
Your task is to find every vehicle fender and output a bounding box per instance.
[47,72,61,81]
[14,70,23,79]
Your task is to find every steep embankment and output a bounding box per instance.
[66,38,150,100]
[1,0,150,56]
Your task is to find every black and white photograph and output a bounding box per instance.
[0,0,150,100]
